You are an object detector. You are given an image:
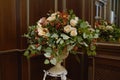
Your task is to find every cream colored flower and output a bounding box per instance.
[37,26,49,37]
[70,27,77,36]
[37,22,42,27]
[64,25,72,33]
[86,21,91,27]
[51,12,58,17]
[70,17,78,27]
[89,28,95,32]
[47,16,56,22]
[47,12,59,22]
[106,25,113,30]
[75,17,79,21]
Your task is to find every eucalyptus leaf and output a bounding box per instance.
[80,22,88,28]
[37,45,42,51]
[83,33,88,39]
[44,52,51,58]
[51,33,58,38]
[77,36,83,42]
[83,42,88,47]
[30,45,36,49]
[50,58,57,65]
[67,44,75,51]
[56,38,61,44]
[61,34,70,40]
[44,47,52,53]
[31,50,36,54]
[60,39,64,44]
[24,50,29,56]
[44,59,50,64]
[94,34,99,38]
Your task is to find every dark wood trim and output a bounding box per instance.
[16,0,21,49]
[0,49,25,54]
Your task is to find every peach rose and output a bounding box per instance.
[70,17,78,27]
[70,28,77,36]
[37,27,49,37]
[64,25,72,33]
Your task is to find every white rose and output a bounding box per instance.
[75,17,79,21]
[106,25,113,30]
[37,27,49,36]
[37,23,42,27]
[70,19,78,27]
[64,25,72,33]
[86,21,91,27]
[89,28,95,32]
[47,16,56,21]
[70,28,77,36]
[51,12,58,17]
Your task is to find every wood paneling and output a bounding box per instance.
[0,0,17,50]
[0,53,18,80]
[66,0,82,18]
[19,0,27,49]
[29,0,54,25]
[0,0,27,50]
[90,43,120,80]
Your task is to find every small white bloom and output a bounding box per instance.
[37,22,42,27]
[106,25,113,30]
[86,21,91,27]
[51,12,58,17]
[70,18,78,27]
[37,27,49,37]
[70,27,77,36]
[47,16,56,21]
[89,28,95,32]
[75,17,79,21]
[64,25,72,33]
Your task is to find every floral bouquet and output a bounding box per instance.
[95,20,120,42]
[24,10,99,65]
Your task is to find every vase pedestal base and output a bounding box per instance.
[43,63,67,80]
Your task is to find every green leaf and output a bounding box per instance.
[37,45,42,51]
[30,45,36,49]
[31,50,36,54]
[83,42,88,47]
[56,38,61,44]
[83,33,88,39]
[44,47,52,53]
[94,34,99,38]
[50,58,57,65]
[60,39,64,44]
[44,52,51,58]
[77,36,83,42]
[44,59,50,64]
[67,44,75,51]
[61,34,70,40]
[24,50,29,56]
[90,45,96,51]
[51,33,58,38]
[80,22,88,28]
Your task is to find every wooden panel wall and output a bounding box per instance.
[29,0,54,25]
[0,0,27,51]
[0,0,17,50]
